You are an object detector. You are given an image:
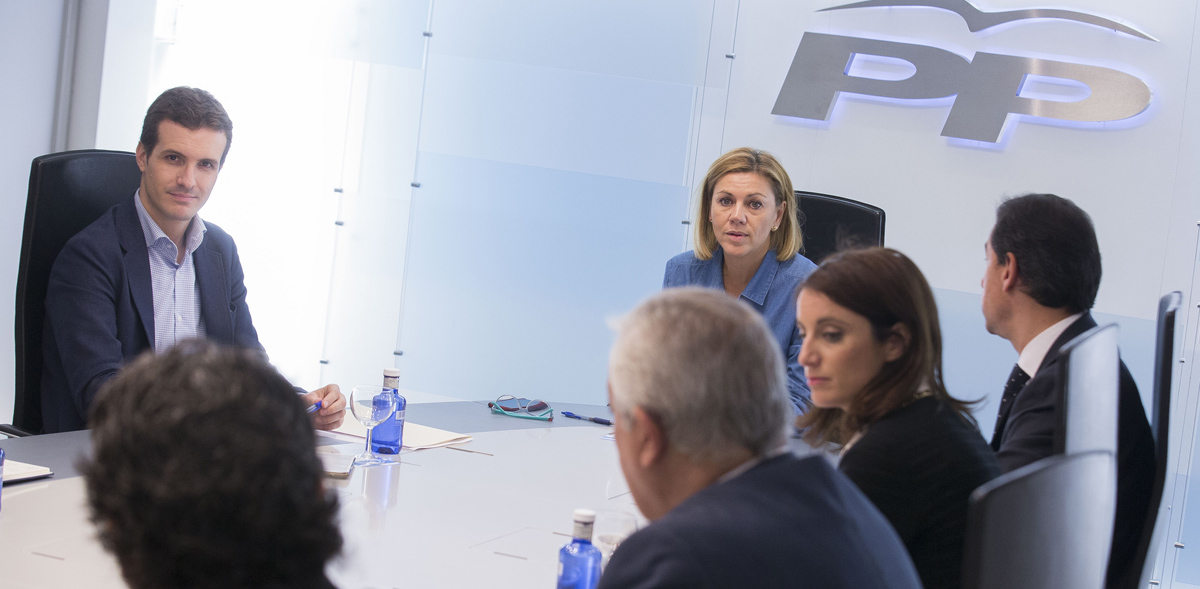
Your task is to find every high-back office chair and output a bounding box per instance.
[794,191,885,264]
[1055,323,1121,456]
[1132,291,1182,588]
[962,451,1117,589]
[5,150,141,436]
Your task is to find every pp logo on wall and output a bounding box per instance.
[772,0,1155,142]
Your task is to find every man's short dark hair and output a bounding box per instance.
[82,341,341,589]
[990,193,1102,313]
[140,86,234,164]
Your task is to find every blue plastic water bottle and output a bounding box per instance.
[557,508,602,589]
[371,368,406,454]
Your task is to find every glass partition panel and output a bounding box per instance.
[388,1,717,403]
[397,152,687,403]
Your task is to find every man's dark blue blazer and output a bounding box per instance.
[991,312,1154,589]
[41,194,263,433]
[597,454,922,589]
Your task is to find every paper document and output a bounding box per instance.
[333,416,370,438]
[333,420,473,450]
[3,459,53,483]
[403,423,474,449]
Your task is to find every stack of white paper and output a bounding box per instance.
[2,459,53,482]
[333,420,473,450]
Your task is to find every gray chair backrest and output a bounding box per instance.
[1056,323,1120,456]
[962,450,1117,589]
[1134,291,1182,587]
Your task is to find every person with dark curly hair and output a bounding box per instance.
[81,340,342,589]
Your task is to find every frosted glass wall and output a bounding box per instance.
[388,1,716,403]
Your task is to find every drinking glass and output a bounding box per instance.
[350,385,395,467]
[593,509,639,570]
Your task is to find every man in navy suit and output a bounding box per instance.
[41,87,345,433]
[981,193,1154,589]
[599,288,921,589]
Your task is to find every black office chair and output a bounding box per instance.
[1055,323,1121,456]
[794,191,885,264]
[1132,291,1182,588]
[962,451,1117,589]
[4,150,141,437]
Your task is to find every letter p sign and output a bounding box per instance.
[772,33,1151,142]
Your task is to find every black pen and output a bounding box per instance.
[561,411,612,426]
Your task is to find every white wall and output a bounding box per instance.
[1156,2,1200,579]
[0,0,68,426]
[714,2,1200,585]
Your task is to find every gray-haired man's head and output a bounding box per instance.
[608,287,790,462]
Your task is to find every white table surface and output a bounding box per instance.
[0,399,638,589]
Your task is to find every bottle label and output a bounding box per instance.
[572,520,593,541]
[371,389,404,454]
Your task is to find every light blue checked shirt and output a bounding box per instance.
[133,190,207,353]
[663,247,817,414]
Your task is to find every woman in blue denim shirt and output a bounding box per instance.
[663,147,816,413]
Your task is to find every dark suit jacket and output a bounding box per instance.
[841,396,1001,589]
[41,195,263,433]
[596,454,922,589]
[992,313,1155,588]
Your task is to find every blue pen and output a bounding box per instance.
[561,411,612,426]
[306,400,322,414]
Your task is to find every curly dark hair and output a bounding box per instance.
[990,193,1101,314]
[81,341,341,589]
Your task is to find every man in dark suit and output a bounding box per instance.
[41,86,345,433]
[981,193,1155,588]
[599,288,921,589]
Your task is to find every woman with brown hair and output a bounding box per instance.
[664,147,815,413]
[795,247,999,589]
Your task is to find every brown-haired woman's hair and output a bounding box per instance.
[795,247,979,446]
[693,147,802,261]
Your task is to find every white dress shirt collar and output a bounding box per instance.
[1017,312,1084,378]
[133,188,207,255]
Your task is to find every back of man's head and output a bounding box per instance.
[608,287,790,461]
[140,86,234,164]
[82,341,341,589]
[991,193,1102,313]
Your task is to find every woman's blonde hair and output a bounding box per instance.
[693,147,802,261]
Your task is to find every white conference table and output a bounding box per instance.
[0,393,640,589]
